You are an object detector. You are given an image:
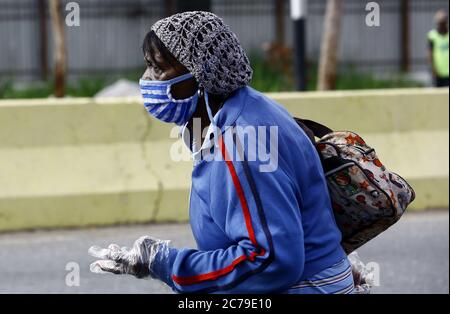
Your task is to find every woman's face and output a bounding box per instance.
[141,42,198,100]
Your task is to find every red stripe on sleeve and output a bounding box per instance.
[172,254,248,285]
[171,136,264,286]
[172,249,267,286]
[219,136,258,246]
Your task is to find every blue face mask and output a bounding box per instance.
[139,73,199,125]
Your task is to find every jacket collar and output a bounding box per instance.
[180,86,248,165]
[215,86,247,132]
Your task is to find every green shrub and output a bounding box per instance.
[0,62,423,99]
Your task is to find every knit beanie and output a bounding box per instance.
[151,11,253,95]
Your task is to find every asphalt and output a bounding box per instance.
[0,209,448,294]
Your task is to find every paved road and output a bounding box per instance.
[0,210,448,294]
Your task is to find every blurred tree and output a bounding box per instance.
[262,0,293,87]
[317,0,342,90]
[49,0,66,97]
[176,0,211,12]
[38,0,48,81]
[400,0,411,72]
[275,0,285,45]
[165,0,177,16]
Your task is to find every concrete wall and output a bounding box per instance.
[0,88,448,231]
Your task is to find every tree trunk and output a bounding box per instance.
[49,0,66,97]
[176,0,211,12]
[400,0,410,72]
[38,0,48,81]
[317,0,342,91]
[165,0,176,16]
[275,0,285,45]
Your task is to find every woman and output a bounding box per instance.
[89,11,355,294]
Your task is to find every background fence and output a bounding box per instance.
[0,0,448,81]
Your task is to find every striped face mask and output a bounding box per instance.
[139,73,199,125]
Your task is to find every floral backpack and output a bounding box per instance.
[295,118,416,253]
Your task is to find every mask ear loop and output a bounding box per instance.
[204,91,217,127]
[201,88,222,157]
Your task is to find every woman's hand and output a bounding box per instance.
[348,252,372,294]
[351,267,366,286]
[88,235,169,279]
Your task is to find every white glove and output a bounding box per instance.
[88,235,170,279]
[348,251,374,294]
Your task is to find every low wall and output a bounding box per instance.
[0,88,448,231]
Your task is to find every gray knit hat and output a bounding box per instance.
[151,11,253,95]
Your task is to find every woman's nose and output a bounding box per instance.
[141,68,153,80]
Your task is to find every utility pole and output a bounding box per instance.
[290,0,308,91]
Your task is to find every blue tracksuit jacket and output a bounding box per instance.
[151,86,346,293]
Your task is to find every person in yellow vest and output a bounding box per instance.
[428,10,449,87]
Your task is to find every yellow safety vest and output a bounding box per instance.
[428,29,449,77]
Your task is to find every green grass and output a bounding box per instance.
[0,78,107,99]
[305,64,424,91]
[249,53,294,92]
[250,54,423,92]
[0,81,53,99]
[0,60,423,99]
[0,70,143,99]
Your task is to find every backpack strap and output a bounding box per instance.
[295,118,334,138]
[293,117,332,170]
[293,117,316,143]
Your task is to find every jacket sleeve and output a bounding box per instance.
[150,135,306,293]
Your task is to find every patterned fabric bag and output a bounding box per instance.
[295,118,415,253]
